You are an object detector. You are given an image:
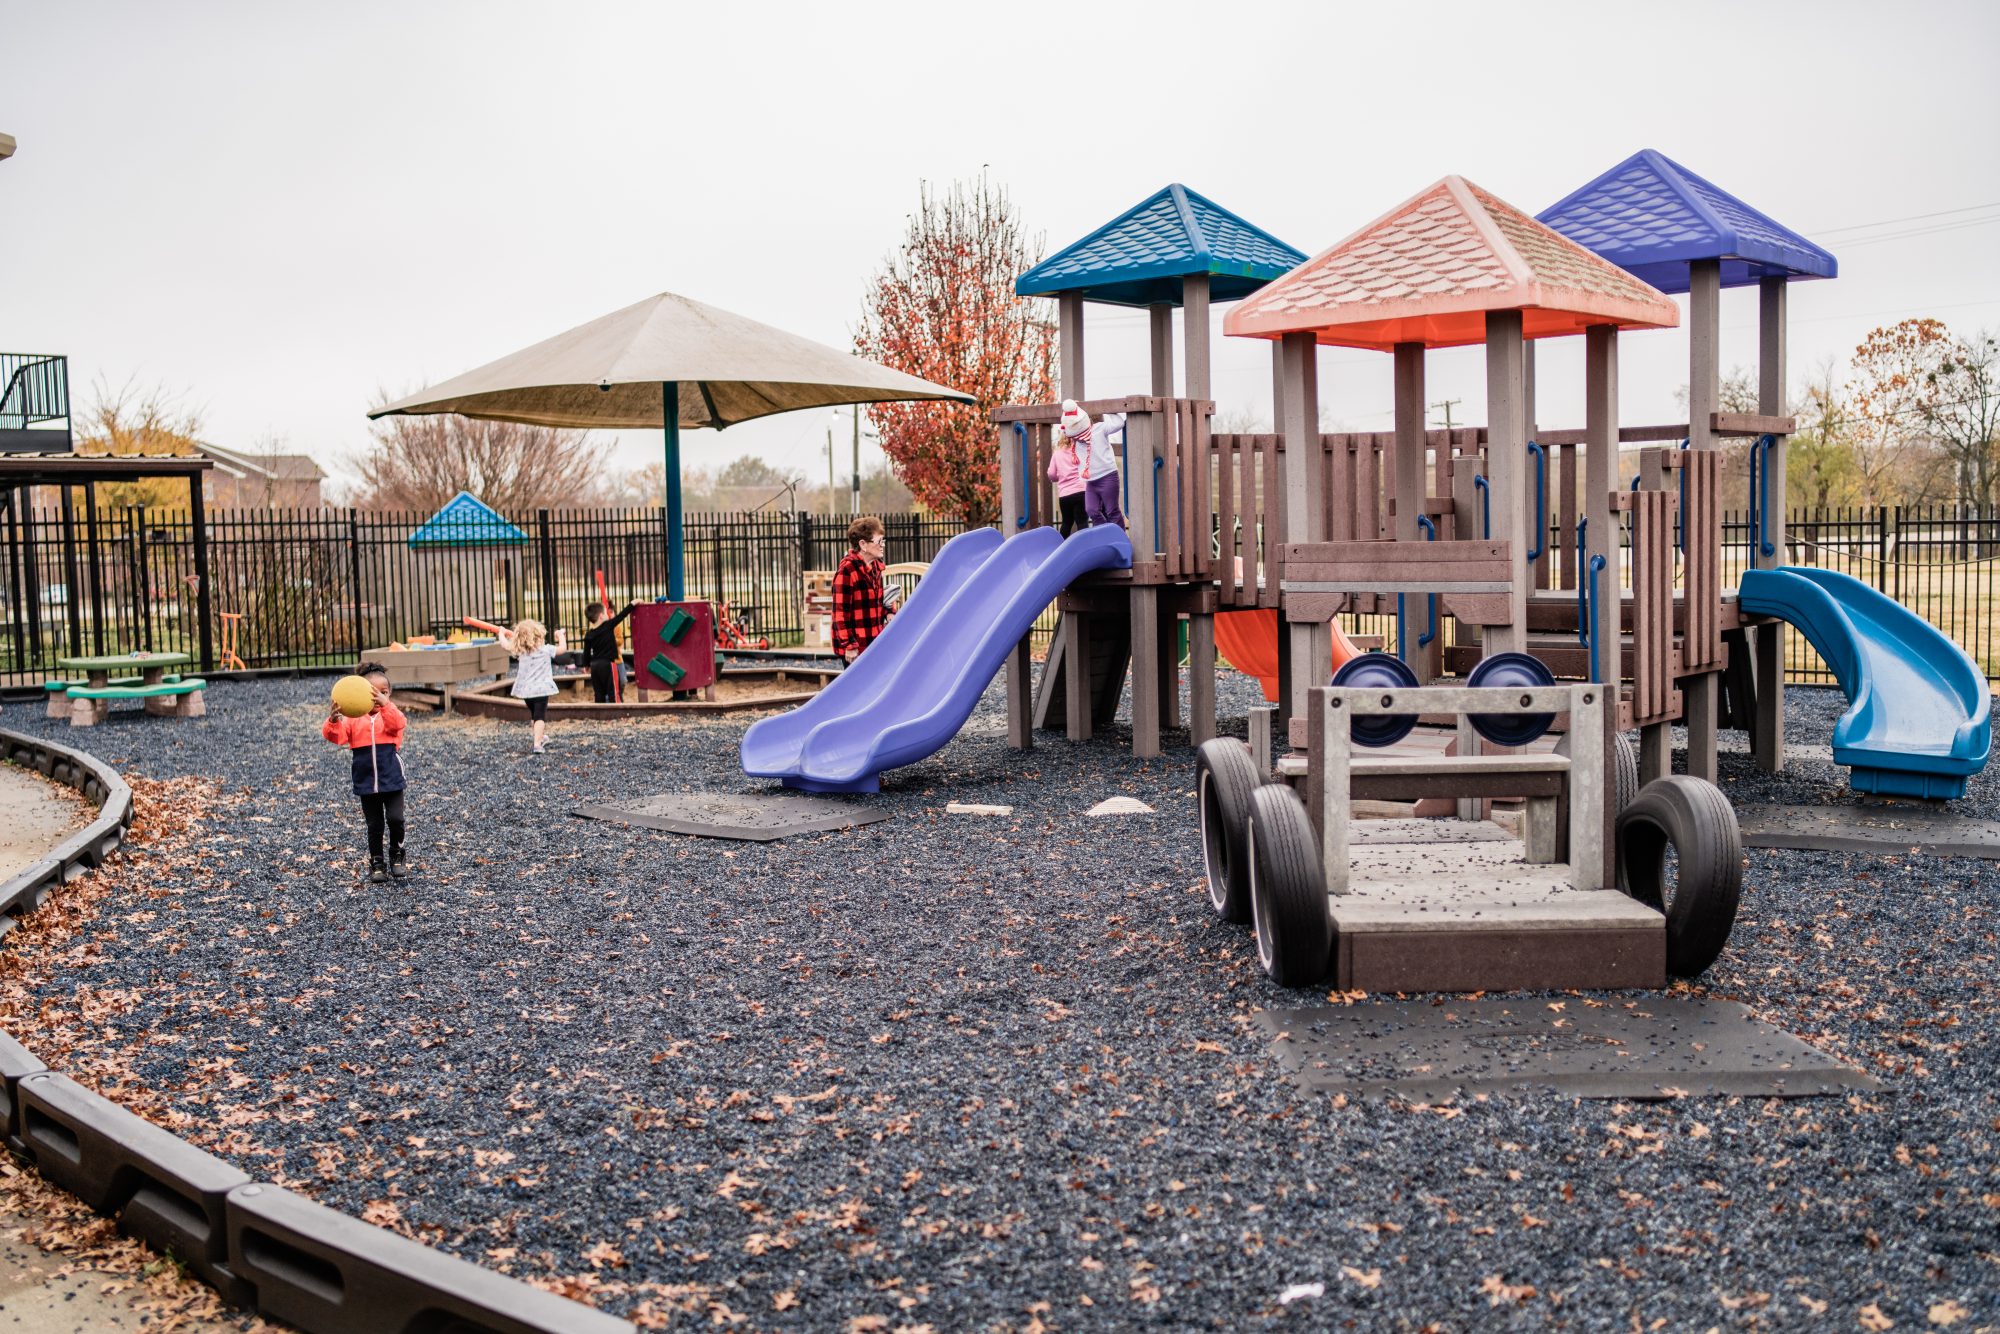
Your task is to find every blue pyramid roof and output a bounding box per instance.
[1015,184,1307,307]
[407,490,529,549]
[1536,150,1837,294]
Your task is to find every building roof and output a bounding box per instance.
[407,490,529,549]
[0,452,212,488]
[1015,184,1307,307]
[1223,176,1682,351]
[1536,149,1837,294]
[197,442,326,483]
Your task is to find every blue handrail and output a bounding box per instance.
[1473,474,1490,539]
[1576,517,1589,644]
[1592,552,1608,684]
[1013,423,1030,529]
[1121,424,1131,515]
[1417,515,1438,648]
[1152,456,1164,548]
[1399,516,1440,659]
[1677,438,1690,552]
[1747,433,1776,559]
[1526,441,1546,564]
[1576,517,1609,681]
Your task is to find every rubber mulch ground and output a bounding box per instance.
[1,673,1993,1330]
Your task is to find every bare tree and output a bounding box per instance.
[72,378,204,509]
[353,408,611,513]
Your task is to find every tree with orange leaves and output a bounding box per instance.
[1850,318,2000,507]
[855,176,1058,524]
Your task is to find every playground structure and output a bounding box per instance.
[994,157,1987,805]
[736,157,1987,816]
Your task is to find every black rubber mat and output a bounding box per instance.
[1736,802,2000,858]
[1254,997,1881,1100]
[571,791,890,842]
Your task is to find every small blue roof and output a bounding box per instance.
[407,490,529,549]
[1536,150,1837,294]
[1015,183,1307,307]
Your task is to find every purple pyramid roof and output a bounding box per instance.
[1537,150,1836,294]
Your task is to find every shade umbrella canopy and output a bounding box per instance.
[369,290,970,429]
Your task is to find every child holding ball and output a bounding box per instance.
[321,661,408,884]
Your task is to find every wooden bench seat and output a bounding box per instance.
[45,675,181,717]
[65,679,207,725]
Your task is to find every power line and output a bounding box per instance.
[1810,200,2000,236]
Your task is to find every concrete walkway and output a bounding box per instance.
[0,766,88,885]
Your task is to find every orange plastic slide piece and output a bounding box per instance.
[1214,609,1366,703]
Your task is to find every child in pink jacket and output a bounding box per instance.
[1047,430,1088,536]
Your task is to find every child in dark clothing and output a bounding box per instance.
[321,660,407,884]
[583,601,634,703]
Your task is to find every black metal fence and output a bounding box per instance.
[0,505,969,688]
[6,501,2000,692]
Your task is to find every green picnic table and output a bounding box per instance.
[55,651,192,688]
[51,652,204,726]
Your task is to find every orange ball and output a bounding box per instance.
[331,675,375,718]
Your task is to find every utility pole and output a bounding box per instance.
[826,425,835,517]
[851,406,861,515]
[1430,397,1462,431]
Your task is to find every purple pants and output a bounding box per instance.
[1084,473,1125,529]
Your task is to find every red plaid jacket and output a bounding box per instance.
[831,550,892,657]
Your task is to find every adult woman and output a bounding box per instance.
[830,515,894,664]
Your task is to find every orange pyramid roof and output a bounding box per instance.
[1223,176,1680,351]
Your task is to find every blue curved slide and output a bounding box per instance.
[1738,566,1991,799]
[743,525,1133,793]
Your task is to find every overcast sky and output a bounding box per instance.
[5,0,1998,499]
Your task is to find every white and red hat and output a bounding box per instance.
[1059,399,1093,440]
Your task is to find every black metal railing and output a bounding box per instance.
[0,354,71,451]
[0,505,972,687]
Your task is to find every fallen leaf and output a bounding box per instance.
[1860,1303,1894,1331]
[1341,1266,1382,1290]
[1929,1300,1966,1326]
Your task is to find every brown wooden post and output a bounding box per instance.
[1523,339,1550,591]
[1131,586,1160,758]
[1684,259,1721,782]
[995,420,1022,540]
[1189,603,1216,744]
[1006,635,1033,751]
[1392,342,1428,681]
[1753,276,1788,772]
[1584,326,1619,684]
[1059,293,1085,400]
[1062,605,1090,742]
[1148,304,1175,396]
[1279,332,1330,721]
[1183,274,1211,401]
[1484,310,1529,654]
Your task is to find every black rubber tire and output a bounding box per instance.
[1614,732,1639,816]
[1246,784,1333,987]
[1196,738,1261,924]
[1554,730,1640,817]
[1616,775,1742,979]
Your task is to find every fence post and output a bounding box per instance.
[347,509,365,660]
[537,509,558,629]
[796,511,812,584]
[189,474,214,674]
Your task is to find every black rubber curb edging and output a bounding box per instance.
[0,727,634,1334]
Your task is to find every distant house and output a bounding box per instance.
[198,442,325,508]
